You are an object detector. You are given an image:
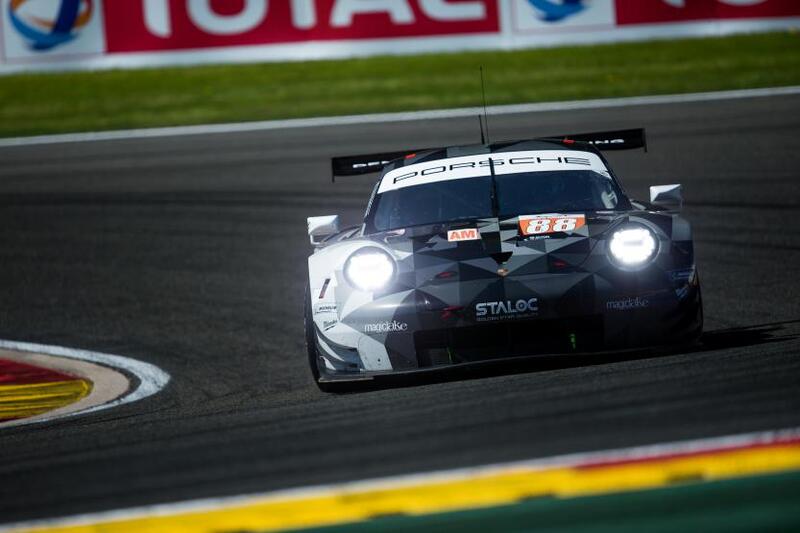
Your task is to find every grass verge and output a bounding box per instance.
[0,31,798,138]
[293,470,800,533]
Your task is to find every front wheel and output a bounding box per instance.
[693,282,704,342]
[304,284,340,393]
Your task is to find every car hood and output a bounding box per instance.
[370,212,645,282]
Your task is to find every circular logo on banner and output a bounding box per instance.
[527,0,586,22]
[8,0,94,51]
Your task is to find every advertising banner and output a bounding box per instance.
[0,0,798,74]
[615,0,800,25]
[506,0,800,49]
[103,0,499,53]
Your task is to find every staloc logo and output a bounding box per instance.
[364,320,408,334]
[476,298,538,321]
[606,296,649,311]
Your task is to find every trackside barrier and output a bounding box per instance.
[0,0,798,74]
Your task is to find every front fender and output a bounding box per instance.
[307,239,396,372]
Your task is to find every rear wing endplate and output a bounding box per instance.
[331,149,424,181]
[555,128,647,152]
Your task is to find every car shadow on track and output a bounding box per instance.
[327,319,800,393]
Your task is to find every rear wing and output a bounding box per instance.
[330,128,646,180]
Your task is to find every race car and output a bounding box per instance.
[305,129,702,391]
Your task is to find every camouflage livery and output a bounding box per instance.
[306,135,702,389]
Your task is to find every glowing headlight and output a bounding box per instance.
[609,226,657,267]
[344,248,396,291]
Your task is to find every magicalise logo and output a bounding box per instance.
[526,0,586,22]
[7,0,94,51]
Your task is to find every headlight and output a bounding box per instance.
[344,248,396,291]
[609,226,657,267]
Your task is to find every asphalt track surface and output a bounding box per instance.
[0,94,799,525]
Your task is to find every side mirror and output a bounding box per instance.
[307,215,340,246]
[650,184,683,211]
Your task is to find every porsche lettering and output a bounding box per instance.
[393,155,592,183]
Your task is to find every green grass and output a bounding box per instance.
[1,31,799,138]
[292,470,800,533]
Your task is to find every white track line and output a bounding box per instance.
[0,339,170,427]
[1,86,798,148]
[2,426,798,532]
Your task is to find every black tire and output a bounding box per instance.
[304,284,321,380]
[694,281,704,341]
[304,284,338,393]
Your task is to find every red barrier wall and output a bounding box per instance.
[0,0,798,73]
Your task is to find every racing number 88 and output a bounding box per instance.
[527,217,577,234]
[552,217,577,232]
[527,218,551,234]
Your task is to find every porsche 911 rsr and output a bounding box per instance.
[305,129,702,391]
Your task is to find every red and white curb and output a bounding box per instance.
[0,339,170,429]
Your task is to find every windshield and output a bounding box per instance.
[368,170,628,232]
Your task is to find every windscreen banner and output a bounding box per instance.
[1,0,798,74]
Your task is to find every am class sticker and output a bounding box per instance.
[448,228,480,242]
[519,214,586,236]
